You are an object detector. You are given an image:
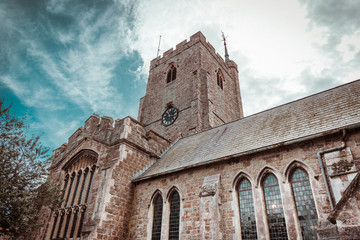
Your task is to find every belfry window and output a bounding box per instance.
[167,65,177,83]
[263,174,288,240]
[238,178,257,240]
[290,168,318,240]
[48,150,97,240]
[151,194,163,240]
[217,69,224,89]
[168,190,181,240]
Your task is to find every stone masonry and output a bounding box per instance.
[33,32,360,240]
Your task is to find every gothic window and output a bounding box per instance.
[167,65,177,83]
[263,174,288,240]
[238,178,257,240]
[290,168,318,240]
[217,69,224,89]
[49,150,97,240]
[168,190,181,240]
[151,194,163,240]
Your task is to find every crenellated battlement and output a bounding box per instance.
[150,31,228,70]
[50,114,170,170]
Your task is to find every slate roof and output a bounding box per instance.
[135,80,360,181]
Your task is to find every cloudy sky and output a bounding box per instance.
[1,0,360,150]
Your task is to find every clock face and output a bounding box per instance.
[161,107,179,126]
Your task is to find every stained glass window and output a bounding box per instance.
[290,168,318,240]
[169,191,181,240]
[152,194,163,240]
[263,174,288,240]
[238,178,257,240]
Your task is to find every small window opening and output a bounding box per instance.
[217,69,224,89]
[167,65,177,83]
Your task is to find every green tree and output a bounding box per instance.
[0,100,61,239]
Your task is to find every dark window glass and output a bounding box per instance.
[50,214,58,239]
[263,174,288,240]
[56,213,65,238]
[291,169,318,240]
[172,67,176,81]
[63,212,72,238]
[70,211,78,238]
[78,168,89,204]
[61,175,69,200]
[167,65,177,83]
[65,173,75,206]
[238,179,257,240]
[217,71,223,89]
[85,166,95,203]
[77,211,85,238]
[151,194,163,240]
[169,191,180,240]
[167,71,172,83]
[71,171,82,205]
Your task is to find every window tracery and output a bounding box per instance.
[48,150,97,240]
[168,190,181,240]
[263,174,288,240]
[237,178,257,240]
[167,64,177,83]
[151,194,163,240]
[290,168,318,240]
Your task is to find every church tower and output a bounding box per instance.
[138,31,244,140]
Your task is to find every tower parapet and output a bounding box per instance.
[150,32,233,77]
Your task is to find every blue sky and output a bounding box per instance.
[1,0,360,151]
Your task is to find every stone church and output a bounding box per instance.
[34,32,360,240]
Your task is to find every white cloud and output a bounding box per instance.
[131,0,360,115]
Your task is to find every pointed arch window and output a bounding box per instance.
[217,69,224,89]
[290,168,318,240]
[263,174,288,240]
[152,194,163,240]
[167,65,177,83]
[169,190,181,240]
[238,178,257,240]
[48,150,97,240]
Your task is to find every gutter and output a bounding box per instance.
[134,122,360,182]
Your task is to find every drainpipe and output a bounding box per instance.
[316,129,347,210]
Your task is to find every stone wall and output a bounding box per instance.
[138,31,243,140]
[33,115,169,240]
[129,129,360,240]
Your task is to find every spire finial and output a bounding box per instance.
[221,31,229,62]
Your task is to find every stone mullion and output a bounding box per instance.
[65,171,84,238]
[73,170,85,206]
[50,211,60,239]
[59,209,71,238]
[62,173,74,208]
[55,210,65,239]
[65,208,76,238]
[73,205,86,238]
[80,168,91,204]
[66,171,78,207]
[84,166,95,203]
